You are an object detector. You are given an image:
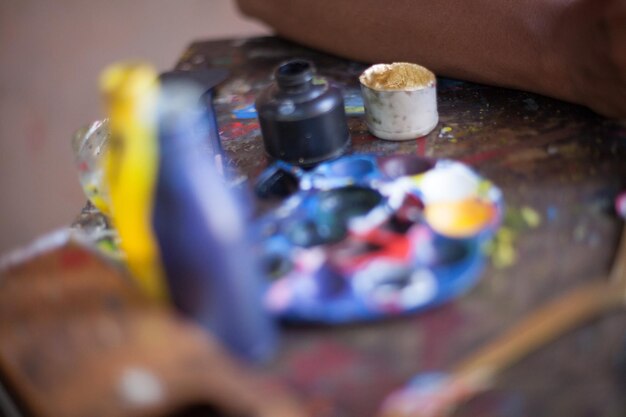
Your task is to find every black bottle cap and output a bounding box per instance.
[255,59,350,167]
[275,60,314,90]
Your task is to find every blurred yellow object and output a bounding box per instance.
[425,199,495,238]
[100,63,169,302]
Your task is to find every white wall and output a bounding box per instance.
[0,0,269,253]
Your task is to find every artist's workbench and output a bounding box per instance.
[178,37,626,417]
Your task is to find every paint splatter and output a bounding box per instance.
[232,103,257,119]
[438,126,453,138]
[343,93,365,115]
[520,206,541,228]
[415,136,427,157]
[484,206,542,269]
[460,148,512,166]
[219,121,260,141]
[546,206,559,222]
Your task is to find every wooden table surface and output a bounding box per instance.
[176,37,626,417]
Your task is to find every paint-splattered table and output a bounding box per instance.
[177,37,626,417]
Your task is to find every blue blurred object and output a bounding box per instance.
[159,69,228,174]
[153,73,277,362]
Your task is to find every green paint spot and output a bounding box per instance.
[477,180,493,198]
[484,227,517,268]
[345,106,365,114]
[96,236,121,259]
[520,206,541,228]
[484,205,542,269]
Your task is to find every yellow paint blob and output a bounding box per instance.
[425,199,496,238]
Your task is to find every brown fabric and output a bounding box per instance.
[236,0,626,118]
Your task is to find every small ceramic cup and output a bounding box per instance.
[359,63,438,141]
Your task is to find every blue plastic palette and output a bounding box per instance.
[255,154,503,323]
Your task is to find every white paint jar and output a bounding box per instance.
[360,63,439,141]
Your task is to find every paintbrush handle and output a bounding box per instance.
[455,227,626,383]
[377,281,625,417]
[453,280,624,388]
[378,231,626,417]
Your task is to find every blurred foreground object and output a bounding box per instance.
[100,63,276,362]
[100,64,168,303]
[0,231,305,417]
[154,69,277,362]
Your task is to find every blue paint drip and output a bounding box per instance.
[547,206,558,222]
